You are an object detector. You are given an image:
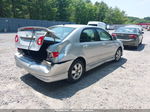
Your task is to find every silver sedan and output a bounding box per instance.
[15,25,124,83]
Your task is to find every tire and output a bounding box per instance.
[114,48,122,61]
[67,59,85,83]
[140,38,143,45]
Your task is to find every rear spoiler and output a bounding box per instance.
[18,26,60,39]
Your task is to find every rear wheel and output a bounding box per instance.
[67,60,85,83]
[140,38,143,45]
[114,48,122,61]
[133,45,138,49]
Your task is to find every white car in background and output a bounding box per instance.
[88,21,106,30]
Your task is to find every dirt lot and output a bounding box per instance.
[0,31,150,109]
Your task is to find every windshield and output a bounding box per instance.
[115,27,138,33]
[48,26,75,41]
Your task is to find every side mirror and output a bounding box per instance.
[113,36,117,40]
[142,31,144,34]
[111,33,117,40]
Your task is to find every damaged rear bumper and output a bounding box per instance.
[15,53,73,82]
[118,39,138,46]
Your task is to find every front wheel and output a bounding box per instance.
[67,60,85,83]
[114,48,122,61]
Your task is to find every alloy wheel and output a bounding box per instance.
[71,63,83,80]
[115,49,121,61]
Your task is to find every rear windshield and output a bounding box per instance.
[48,26,75,41]
[115,27,138,33]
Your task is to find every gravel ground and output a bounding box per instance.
[0,31,150,109]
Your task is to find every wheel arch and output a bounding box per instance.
[72,56,86,71]
[118,46,123,56]
[67,56,86,83]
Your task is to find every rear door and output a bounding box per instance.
[96,28,117,59]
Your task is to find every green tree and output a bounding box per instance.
[85,3,97,23]
[0,0,12,17]
[104,7,128,24]
[95,1,109,21]
[69,0,87,24]
[127,16,150,24]
[69,0,96,24]
[54,0,71,21]
[24,0,57,20]
[144,17,150,21]
[0,0,131,24]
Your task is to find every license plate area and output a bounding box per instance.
[20,38,31,46]
[118,34,124,36]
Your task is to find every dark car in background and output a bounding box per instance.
[112,27,143,49]
[125,25,144,33]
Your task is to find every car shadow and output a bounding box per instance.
[124,44,146,51]
[21,58,127,100]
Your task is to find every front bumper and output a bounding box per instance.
[118,39,138,46]
[15,53,73,82]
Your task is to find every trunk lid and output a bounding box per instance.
[16,27,59,51]
[114,33,137,40]
[116,33,130,39]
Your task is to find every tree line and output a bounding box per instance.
[0,0,149,24]
[127,17,150,24]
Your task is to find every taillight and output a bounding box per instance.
[15,35,19,42]
[112,33,117,37]
[51,52,59,58]
[37,36,45,45]
[129,34,137,39]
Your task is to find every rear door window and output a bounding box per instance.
[80,28,99,42]
[96,29,112,41]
